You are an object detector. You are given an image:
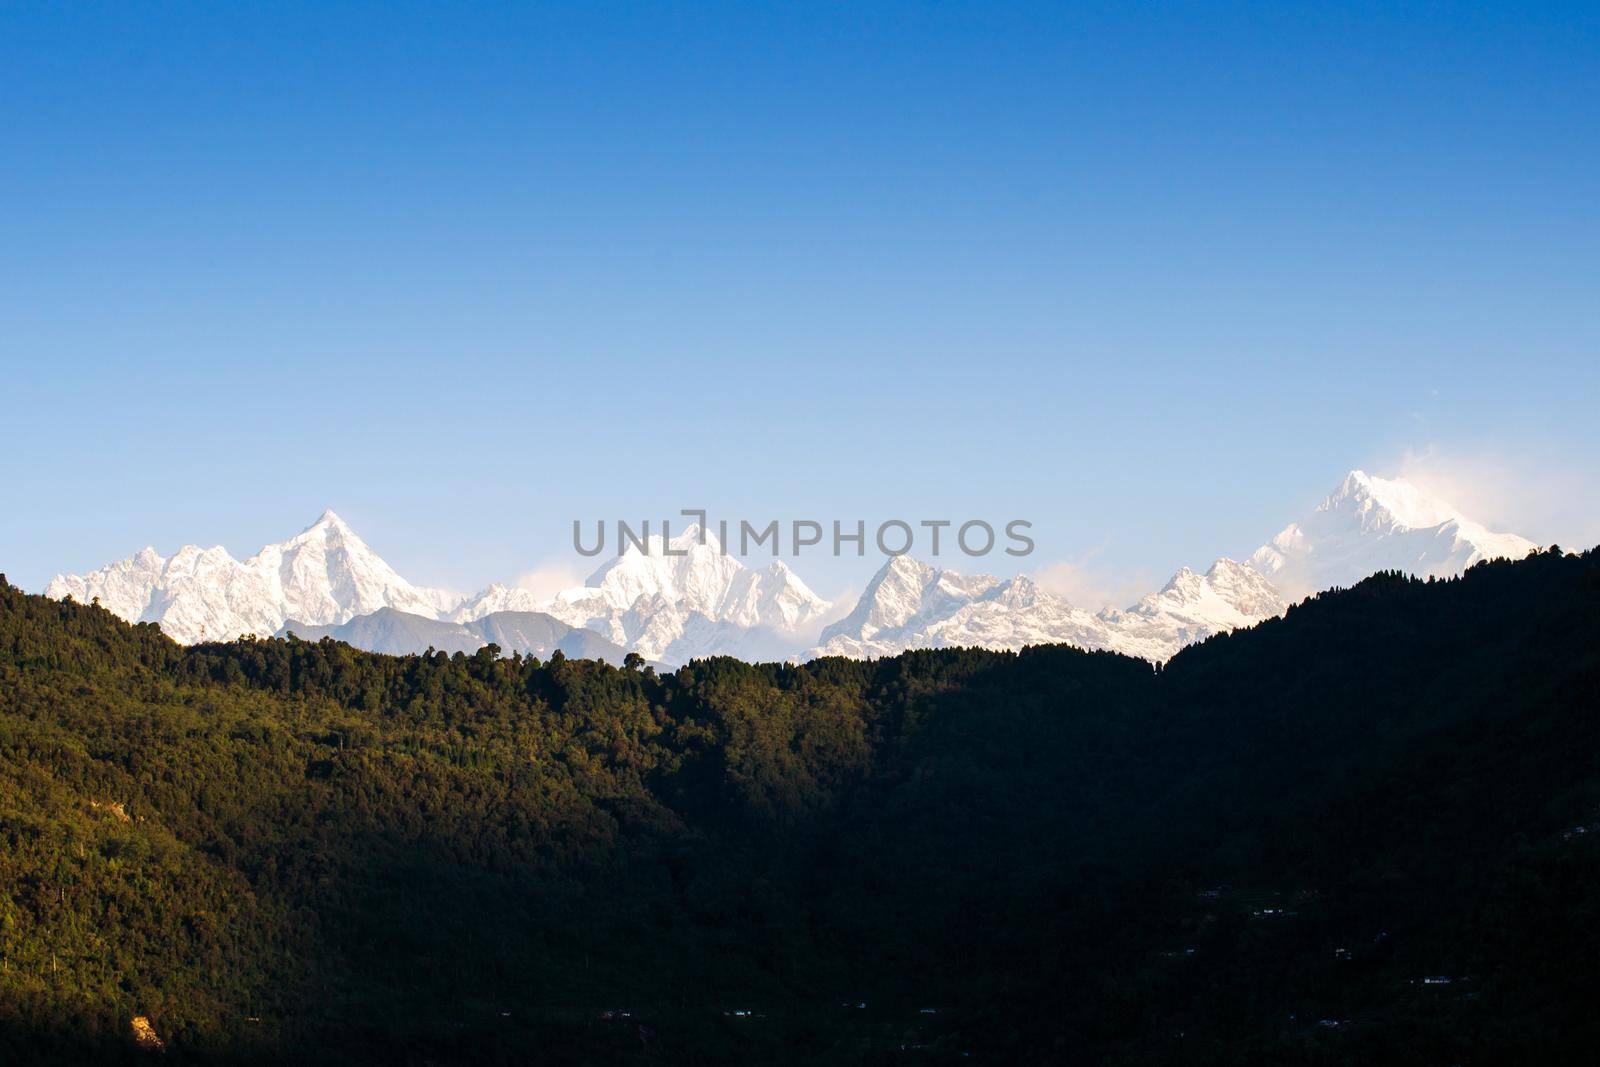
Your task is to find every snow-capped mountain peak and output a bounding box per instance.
[448,522,833,666]
[553,524,832,659]
[447,581,539,621]
[820,555,996,646]
[307,507,351,532]
[1094,557,1288,661]
[1250,470,1538,601]
[1326,470,1463,531]
[574,523,746,615]
[808,551,1289,665]
[810,557,1106,660]
[45,511,457,644]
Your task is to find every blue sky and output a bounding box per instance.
[2,1,1596,603]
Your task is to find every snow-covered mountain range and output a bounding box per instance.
[43,471,1541,665]
[807,558,1110,660]
[803,553,1287,663]
[449,524,833,664]
[1092,558,1289,663]
[44,510,457,645]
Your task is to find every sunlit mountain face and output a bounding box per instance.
[46,472,1538,666]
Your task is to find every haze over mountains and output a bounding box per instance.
[44,471,1540,666]
[279,608,631,665]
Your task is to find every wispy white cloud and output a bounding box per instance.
[1031,547,1153,612]
[510,562,586,600]
[1392,443,1600,550]
[817,584,860,626]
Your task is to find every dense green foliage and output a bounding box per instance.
[0,547,1596,1063]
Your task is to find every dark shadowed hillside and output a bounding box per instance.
[0,547,1595,1064]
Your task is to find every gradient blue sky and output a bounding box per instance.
[3,1,1596,603]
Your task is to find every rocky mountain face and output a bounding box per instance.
[44,471,1540,665]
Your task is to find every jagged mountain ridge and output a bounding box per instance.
[452,524,833,665]
[49,517,836,667]
[44,511,458,645]
[1094,557,1289,662]
[805,471,1535,662]
[43,471,1541,664]
[806,553,1286,663]
[810,556,1108,659]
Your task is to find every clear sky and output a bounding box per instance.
[3,1,1596,605]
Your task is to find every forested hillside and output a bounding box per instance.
[0,547,1596,1064]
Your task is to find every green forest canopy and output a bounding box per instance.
[0,546,1596,1064]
